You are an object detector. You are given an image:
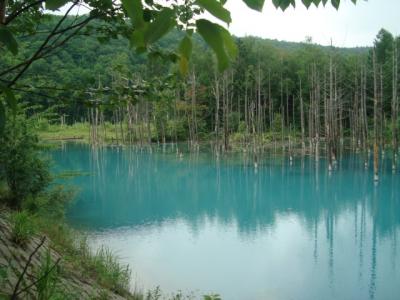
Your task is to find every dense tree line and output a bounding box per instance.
[2,16,400,171]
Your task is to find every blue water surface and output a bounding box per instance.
[52,143,400,300]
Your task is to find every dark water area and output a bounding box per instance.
[52,143,400,300]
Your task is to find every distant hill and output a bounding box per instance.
[2,14,371,109]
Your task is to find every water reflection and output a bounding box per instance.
[52,144,400,300]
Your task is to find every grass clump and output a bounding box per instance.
[82,245,131,295]
[30,205,134,298]
[36,250,61,300]
[10,210,36,246]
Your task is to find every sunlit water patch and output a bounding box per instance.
[52,143,400,300]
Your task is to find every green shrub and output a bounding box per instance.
[23,186,75,220]
[238,121,247,133]
[0,112,51,208]
[11,211,36,246]
[36,118,50,131]
[228,112,240,132]
[271,113,283,136]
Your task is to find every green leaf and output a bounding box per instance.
[196,0,232,24]
[121,0,145,29]
[45,0,69,10]
[302,0,313,8]
[144,8,176,45]
[219,27,237,59]
[179,35,193,60]
[0,25,18,55]
[278,0,293,10]
[331,0,340,9]
[179,56,189,76]
[196,19,236,71]
[242,0,265,11]
[178,35,193,75]
[131,30,146,49]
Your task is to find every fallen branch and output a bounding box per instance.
[11,236,46,300]
[14,257,61,297]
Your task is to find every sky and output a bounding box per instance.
[223,0,400,47]
[58,0,400,48]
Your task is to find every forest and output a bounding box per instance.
[1,0,400,299]
[2,15,399,178]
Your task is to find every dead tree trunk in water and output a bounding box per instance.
[373,49,380,182]
[299,76,305,150]
[222,72,229,151]
[310,63,320,162]
[280,68,284,135]
[145,101,151,145]
[286,81,289,129]
[392,41,398,170]
[354,69,359,149]
[190,70,198,147]
[269,70,273,132]
[213,74,221,152]
[327,55,334,171]
[257,63,262,136]
[379,66,384,153]
[360,65,369,167]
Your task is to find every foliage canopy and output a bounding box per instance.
[0,0,357,133]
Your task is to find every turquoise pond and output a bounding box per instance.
[52,143,400,300]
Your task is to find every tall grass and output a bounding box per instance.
[10,211,36,246]
[36,250,60,300]
[77,239,131,296]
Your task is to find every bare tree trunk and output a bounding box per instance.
[223,72,229,151]
[191,70,198,147]
[213,74,220,152]
[312,63,320,162]
[113,110,118,144]
[119,106,125,144]
[361,65,369,168]
[392,40,399,170]
[299,76,305,150]
[380,66,384,152]
[257,63,262,135]
[280,69,284,131]
[268,70,273,132]
[146,101,151,144]
[174,90,179,148]
[373,49,380,182]
[353,71,359,148]
[100,111,106,143]
[286,81,289,128]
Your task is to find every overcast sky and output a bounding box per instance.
[224,0,399,47]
